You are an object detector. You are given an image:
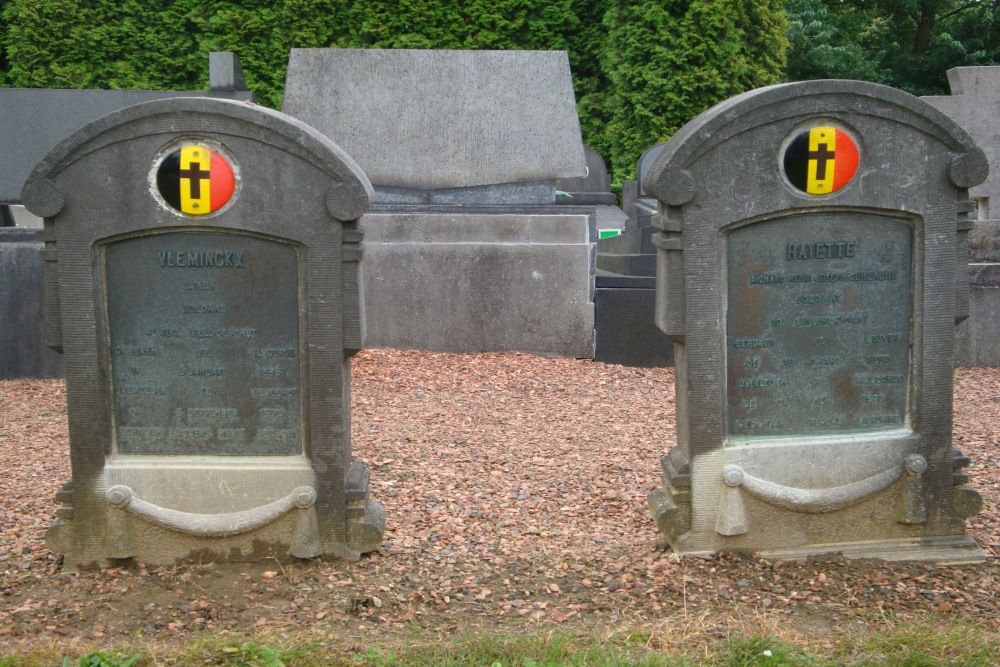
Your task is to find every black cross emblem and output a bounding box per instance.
[809,143,835,181]
[179,160,210,199]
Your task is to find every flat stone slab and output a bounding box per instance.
[0,89,251,204]
[282,49,586,189]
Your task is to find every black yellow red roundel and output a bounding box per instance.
[156,144,236,214]
[783,127,859,195]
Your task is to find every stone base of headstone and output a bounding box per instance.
[0,228,65,379]
[360,206,596,358]
[47,462,386,564]
[663,536,986,564]
[594,274,674,367]
[650,441,986,563]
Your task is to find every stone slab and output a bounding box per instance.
[282,49,586,189]
[620,180,639,220]
[969,219,1000,262]
[360,208,595,358]
[0,228,65,378]
[375,180,556,206]
[594,275,674,367]
[0,88,253,204]
[956,264,1000,367]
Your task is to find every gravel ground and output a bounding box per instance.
[0,349,997,653]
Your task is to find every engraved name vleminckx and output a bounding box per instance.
[106,232,303,456]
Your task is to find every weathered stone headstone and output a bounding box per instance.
[556,145,616,206]
[282,49,596,358]
[924,67,1000,367]
[23,97,384,567]
[645,80,985,561]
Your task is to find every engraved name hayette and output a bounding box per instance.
[158,250,246,268]
[787,240,857,260]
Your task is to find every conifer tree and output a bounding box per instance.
[601,0,786,180]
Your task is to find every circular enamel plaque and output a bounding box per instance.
[783,126,859,195]
[155,143,236,215]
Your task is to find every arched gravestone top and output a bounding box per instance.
[23,97,373,222]
[642,79,988,562]
[643,79,986,205]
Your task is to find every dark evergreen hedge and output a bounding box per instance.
[0,0,788,182]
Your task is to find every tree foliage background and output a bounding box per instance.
[1,0,997,180]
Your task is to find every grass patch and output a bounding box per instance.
[0,620,997,667]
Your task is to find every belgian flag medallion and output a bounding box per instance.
[156,143,236,215]
[783,126,859,195]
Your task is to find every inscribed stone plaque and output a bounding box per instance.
[727,213,913,439]
[106,231,302,456]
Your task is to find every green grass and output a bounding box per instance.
[0,620,996,667]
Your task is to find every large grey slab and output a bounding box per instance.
[924,67,1000,368]
[282,49,586,189]
[360,208,595,358]
[1,85,253,204]
[594,273,674,367]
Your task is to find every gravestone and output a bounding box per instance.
[555,145,616,206]
[23,97,384,567]
[0,228,65,378]
[282,49,596,358]
[645,80,985,561]
[924,67,1000,367]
